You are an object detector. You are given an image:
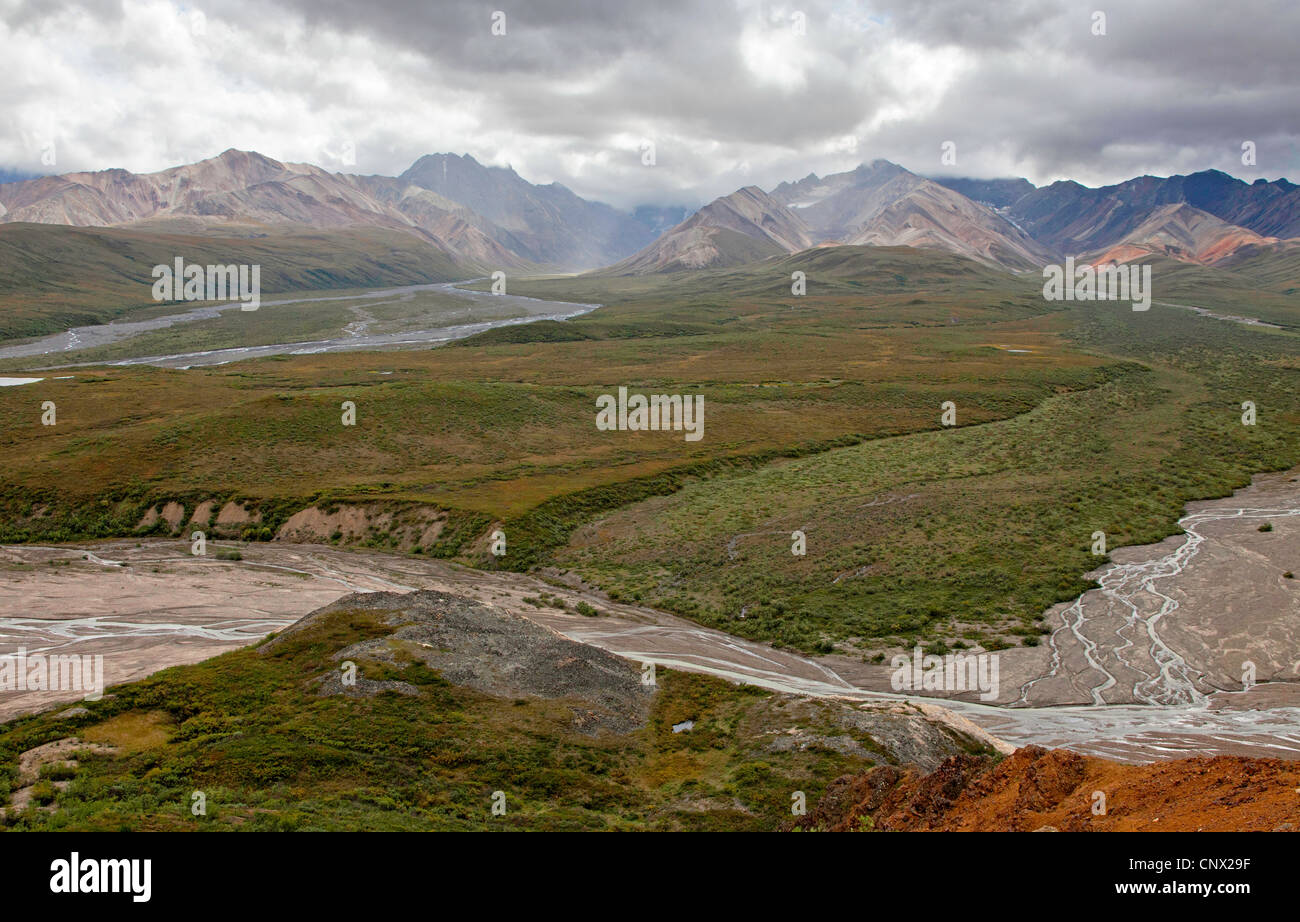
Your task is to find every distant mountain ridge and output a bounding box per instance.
[930,177,1036,210]
[605,186,799,274]
[615,162,1300,274]
[397,153,660,268]
[1005,169,1300,250]
[0,150,666,272]
[612,160,1055,274]
[3,150,1298,275]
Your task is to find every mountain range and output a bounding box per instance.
[993,170,1300,252]
[0,150,664,272]
[610,160,1054,274]
[614,162,1300,274]
[2,150,1298,276]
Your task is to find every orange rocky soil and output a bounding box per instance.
[793,746,1300,832]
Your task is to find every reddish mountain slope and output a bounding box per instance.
[1086,203,1289,266]
[793,745,1300,832]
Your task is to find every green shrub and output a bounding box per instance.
[39,763,76,781]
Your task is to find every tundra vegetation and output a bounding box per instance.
[0,603,946,831]
[0,246,1296,656]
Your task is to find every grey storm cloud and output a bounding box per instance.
[1,0,1297,210]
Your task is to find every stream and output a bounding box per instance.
[0,281,601,369]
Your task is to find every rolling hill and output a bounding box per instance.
[0,222,469,341]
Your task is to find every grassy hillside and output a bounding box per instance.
[466,245,1054,328]
[0,223,470,341]
[1223,247,1300,294]
[1138,253,1300,327]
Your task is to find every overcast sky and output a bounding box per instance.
[3,0,1298,209]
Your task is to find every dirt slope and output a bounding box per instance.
[795,745,1300,831]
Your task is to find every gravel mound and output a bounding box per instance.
[266,589,653,734]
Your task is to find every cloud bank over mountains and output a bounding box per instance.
[2,0,1298,210]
